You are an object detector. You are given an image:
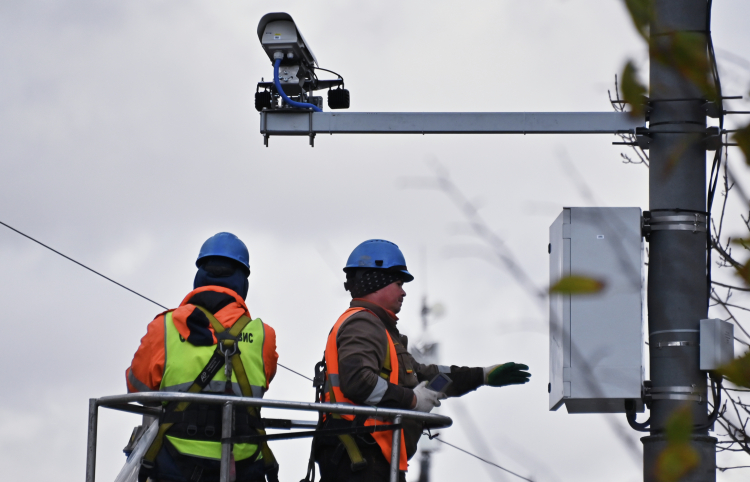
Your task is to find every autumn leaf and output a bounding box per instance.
[737,260,750,286]
[655,407,700,482]
[621,61,647,118]
[656,444,700,482]
[733,122,750,165]
[624,0,652,39]
[665,406,693,444]
[719,351,750,389]
[651,32,716,99]
[623,1,716,100]
[730,237,750,252]
[549,275,605,295]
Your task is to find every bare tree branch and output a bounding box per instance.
[712,280,750,292]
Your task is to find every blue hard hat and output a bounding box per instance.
[344,239,414,282]
[196,232,250,274]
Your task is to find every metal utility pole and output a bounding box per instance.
[643,1,715,480]
[415,295,441,482]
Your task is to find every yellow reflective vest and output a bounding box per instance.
[159,311,268,461]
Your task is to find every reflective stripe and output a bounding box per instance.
[161,381,266,398]
[438,365,451,374]
[324,307,408,471]
[163,313,169,374]
[364,377,388,405]
[328,373,340,387]
[161,314,267,394]
[127,368,152,392]
[161,381,241,395]
[261,322,267,386]
[160,310,268,461]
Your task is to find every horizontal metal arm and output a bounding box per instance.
[260,111,644,136]
[96,392,452,428]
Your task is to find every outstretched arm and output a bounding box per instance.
[414,362,531,397]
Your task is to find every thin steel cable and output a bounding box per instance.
[279,363,313,382]
[0,218,317,384]
[425,434,534,482]
[0,219,168,310]
[3,219,539,474]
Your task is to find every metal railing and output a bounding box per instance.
[87,392,453,482]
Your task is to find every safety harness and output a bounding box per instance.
[141,306,278,480]
[326,343,393,470]
[300,327,396,482]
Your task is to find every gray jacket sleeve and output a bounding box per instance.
[336,313,415,409]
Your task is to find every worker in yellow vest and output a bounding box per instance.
[315,239,531,481]
[126,233,279,482]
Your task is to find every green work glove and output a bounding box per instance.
[484,363,531,387]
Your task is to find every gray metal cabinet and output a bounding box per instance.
[549,207,645,413]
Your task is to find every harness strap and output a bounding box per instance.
[319,322,396,472]
[326,378,367,471]
[197,306,278,473]
[379,341,392,379]
[143,308,254,465]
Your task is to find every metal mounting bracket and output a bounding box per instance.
[648,386,703,403]
[653,341,698,349]
[642,212,707,239]
[635,126,651,150]
[705,126,722,151]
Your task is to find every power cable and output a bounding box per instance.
[279,363,313,382]
[0,218,313,383]
[423,433,534,482]
[0,219,168,310]
[312,66,344,80]
[706,0,724,308]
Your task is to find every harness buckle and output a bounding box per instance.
[219,341,238,392]
[218,340,239,357]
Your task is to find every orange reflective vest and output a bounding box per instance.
[324,307,408,472]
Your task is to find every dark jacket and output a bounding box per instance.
[335,299,485,458]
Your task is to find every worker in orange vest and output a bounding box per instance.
[126,233,279,482]
[314,239,531,482]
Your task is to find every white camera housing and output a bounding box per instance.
[258,13,318,70]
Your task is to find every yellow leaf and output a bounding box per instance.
[621,61,647,119]
[737,260,750,287]
[651,32,715,99]
[623,0,652,39]
[733,122,750,165]
[719,351,750,388]
[655,443,699,482]
[665,406,693,444]
[654,407,699,482]
[549,275,605,295]
[729,237,750,247]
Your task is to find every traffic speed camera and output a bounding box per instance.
[258,13,318,87]
[255,12,350,111]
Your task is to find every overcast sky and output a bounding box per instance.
[1,1,749,481]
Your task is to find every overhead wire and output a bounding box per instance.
[423,433,534,482]
[0,218,311,383]
[705,0,725,308]
[0,219,168,310]
[2,217,552,477]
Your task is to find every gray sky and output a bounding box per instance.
[1,1,749,481]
